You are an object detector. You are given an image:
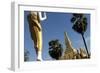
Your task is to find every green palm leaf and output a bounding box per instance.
[70,13,89,58]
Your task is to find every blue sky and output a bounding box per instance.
[24,11,90,61]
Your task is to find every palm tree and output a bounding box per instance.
[48,39,63,60]
[70,13,89,58]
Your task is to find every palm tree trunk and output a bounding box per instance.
[81,33,89,58]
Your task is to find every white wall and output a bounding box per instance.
[0,0,100,73]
